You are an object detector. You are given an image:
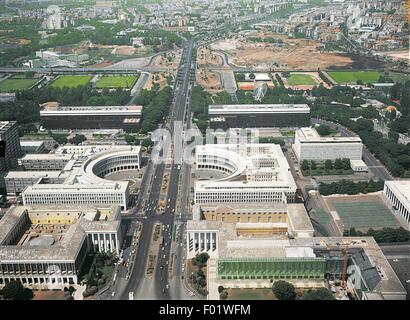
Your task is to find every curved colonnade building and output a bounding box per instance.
[13,145,142,211]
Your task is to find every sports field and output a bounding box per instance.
[0,78,38,92]
[287,74,316,86]
[96,75,139,89]
[332,200,399,229]
[313,209,331,225]
[389,72,410,84]
[327,71,381,84]
[50,75,92,88]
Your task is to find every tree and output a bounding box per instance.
[301,160,310,171]
[316,124,331,136]
[302,288,335,300]
[52,134,68,145]
[124,134,136,145]
[218,286,225,293]
[219,290,228,300]
[334,158,343,170]
[1,280,33,300]
[68,134,86,145]
[324,160,333,170]
[195,252,210,266]
[310,160,317,170]
[272,281,296,300]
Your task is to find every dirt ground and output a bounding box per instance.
[379,50,409,62]
[210,31,380,70]
[196,68,223,92]
[197,47,223,67]
[324,194,384,211]
[143,72,172,90]
[32,290,66,300]
[153,50,181,68]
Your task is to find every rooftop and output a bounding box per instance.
[209,104,310,115]
[0,205,121,262]
[297,127,362,143]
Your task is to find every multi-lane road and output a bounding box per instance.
[103,39,196,300]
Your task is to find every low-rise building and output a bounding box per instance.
[194,144,297,205]
[293,127,363,161]
[0,205,123,289]
[20,140,46,154]
[209,104,311,129]
[20,146,141,211]
[186,221,407,300]
[40,105,142,133]
[383,180,410,229]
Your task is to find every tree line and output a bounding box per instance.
[344,227,410,243]
[319,179,384,196]
[17,85,131,106]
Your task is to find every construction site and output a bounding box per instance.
[210,31,362,70]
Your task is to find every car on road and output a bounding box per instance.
[128,292,134,300]
[111,292,115,297]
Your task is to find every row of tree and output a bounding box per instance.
[343,227,410,243]
[190,253,210,297]
[18,85,131,107]
[272,280,335,300]
[301,158,351,171]
[311,81,410,177]
[319,179,384,196]
[139,86,173,133]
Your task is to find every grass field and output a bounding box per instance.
[226,288,276,300]
[96,75,138,89]
[327,71,381,84]
[0,78,38,92]
[50,75,92,88]
[313,209,331,225]
[389,72,410,84]
[333,201,399,230]
[287,74,316,86]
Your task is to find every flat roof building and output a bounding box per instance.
[6,145,142,210]
[208,104,310,129]
[0,121,22,172]
[0,204,123,289]
[186,220,407,300]
[293,127,363,161]
[384,180,410,229]
[195,144,297,205]
[20,140,46,154]
[40,105,142,133]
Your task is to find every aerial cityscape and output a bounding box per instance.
[0,0,409,306]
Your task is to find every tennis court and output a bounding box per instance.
[313,209,331,225]
[332,201,399,229]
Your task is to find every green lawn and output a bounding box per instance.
[327,71,381,84]
[389,72,410,84]
[96,75,139,89]
[287,74,316,86]
[50,75,92,88]
[0,78,38,92]
[314,209,331,225]
[333,201,399,230]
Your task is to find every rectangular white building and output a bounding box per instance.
[293,127,363,161]
[383,181,410,229]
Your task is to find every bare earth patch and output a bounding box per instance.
[211,32,355,70]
